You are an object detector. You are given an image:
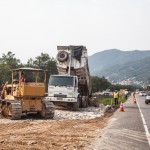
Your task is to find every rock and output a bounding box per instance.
[0,140,5,143]
[54,106,106,120]
[27,140,37,145]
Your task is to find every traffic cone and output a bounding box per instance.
[134,98,136,104]
[119,102,124,112]
[133,95,136,103]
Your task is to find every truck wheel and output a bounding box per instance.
[72,98,80,111]
[78,95,82,108]
[81,96,88,108]
[145,101,148,104]
[57,51,68,62]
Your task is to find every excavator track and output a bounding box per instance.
[41,100,55,119]
[1,100,22,120]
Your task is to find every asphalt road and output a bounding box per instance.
[88,94,150,150]
[137,94,150,133]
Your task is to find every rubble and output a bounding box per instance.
[54,105,105,120]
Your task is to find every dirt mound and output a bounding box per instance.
[0,109,114,150]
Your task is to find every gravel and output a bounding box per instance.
[54,105,106,120]
[0,105,108,123]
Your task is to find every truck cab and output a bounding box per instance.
[46,75,80,108]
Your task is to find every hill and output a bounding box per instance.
[88,49,150,82]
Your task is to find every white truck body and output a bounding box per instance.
[46,46,91,110]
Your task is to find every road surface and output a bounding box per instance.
[88,94,150,150]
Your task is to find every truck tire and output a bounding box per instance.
[81,96,88,108]
[72,97,80,111]
[57,51,68,62]
[78,95,82,108]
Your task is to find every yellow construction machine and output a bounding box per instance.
[0,67,55,119]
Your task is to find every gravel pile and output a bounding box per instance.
[54,105,106,120]
[0,105,109,123]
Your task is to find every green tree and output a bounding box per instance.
[91,76,111,93]
[27,53,57,75]
[0,52,21,85]
[26,53,58,91]
[109,84,143,92]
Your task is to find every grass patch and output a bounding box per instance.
[96,95,127,106]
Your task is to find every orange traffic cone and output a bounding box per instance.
[119,102,124,112]
[133,95,136,102]
[134,98,136,104]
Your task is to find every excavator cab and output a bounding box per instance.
[0,67,55,120]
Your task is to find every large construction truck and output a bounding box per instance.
[0,67,55,119]
[45,45,92,110]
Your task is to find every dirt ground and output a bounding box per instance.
[0,110,113,150]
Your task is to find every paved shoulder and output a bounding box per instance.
[90,96,150,150]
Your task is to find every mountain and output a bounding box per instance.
[88,49,150,82]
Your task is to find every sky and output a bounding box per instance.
[0,0,150,63]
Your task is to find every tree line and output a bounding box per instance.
[91,76,143,93]
[0,51,142,92]
[0,51,57,86]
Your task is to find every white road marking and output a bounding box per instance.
[136,100,150,146]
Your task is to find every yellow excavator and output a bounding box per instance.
[0,67,55,120]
